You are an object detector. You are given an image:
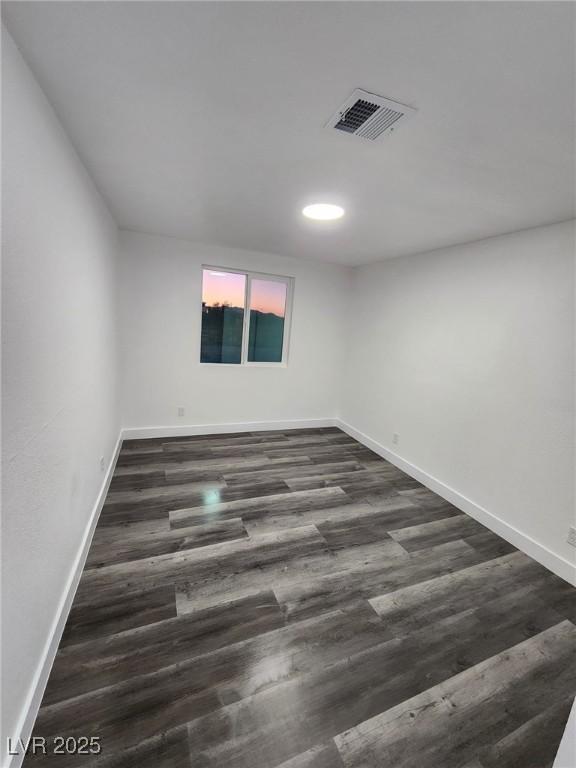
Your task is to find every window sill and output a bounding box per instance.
[199,362,288,369]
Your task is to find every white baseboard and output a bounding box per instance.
[5,432,123,768]
[336,419,576,587]
[121,417,338,441]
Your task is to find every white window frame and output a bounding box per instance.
[200,265,294,367]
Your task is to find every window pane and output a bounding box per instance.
[248,278,287,362]
[201,269,246,363]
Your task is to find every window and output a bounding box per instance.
[200,267,292,365]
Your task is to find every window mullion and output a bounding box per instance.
[241,274,251,364]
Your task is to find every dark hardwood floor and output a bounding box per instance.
[27,428,576,767]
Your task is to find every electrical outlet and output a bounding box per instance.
[178,407,185,417]
[392,433,399,445]
[568,526,576,548]
[99,456,105,472]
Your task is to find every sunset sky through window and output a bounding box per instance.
[202,270,287,317]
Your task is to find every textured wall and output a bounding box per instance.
[342,220,575,572]
[1,26,119,762]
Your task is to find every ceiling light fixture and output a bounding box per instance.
[302,203,345,221]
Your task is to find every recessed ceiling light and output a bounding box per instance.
[302,203,345,221]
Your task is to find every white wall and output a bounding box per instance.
[554,697,576,768]
[342,220,575,579]
[118,230,350,434]
[1,27,119,763]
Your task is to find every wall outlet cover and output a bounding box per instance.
[178,407,185,417]
[568,526,576,548]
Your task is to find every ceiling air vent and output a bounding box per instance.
[326,88,416,141]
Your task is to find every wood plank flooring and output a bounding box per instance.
[26,428,576,767]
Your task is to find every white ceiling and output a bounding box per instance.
[3,1,575,265]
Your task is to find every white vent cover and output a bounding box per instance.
[326,89,416,141]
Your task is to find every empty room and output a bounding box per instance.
[2,1,575,767]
